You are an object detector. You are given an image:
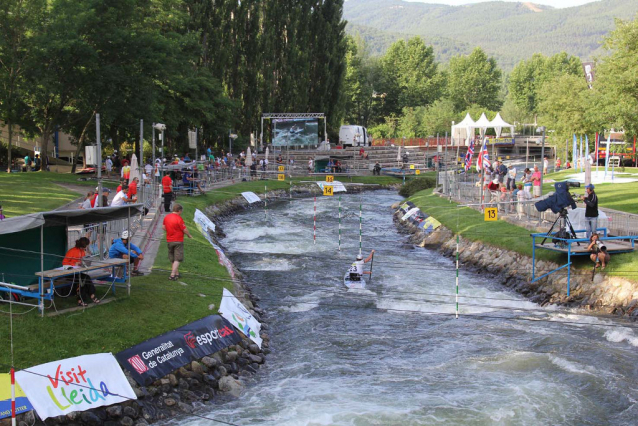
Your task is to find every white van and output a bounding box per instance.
[339,125,369,147]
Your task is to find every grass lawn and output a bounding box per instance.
[0,173,401,369]
[410,188,638,279]
[0,171,98,217]
[543,167,638,214]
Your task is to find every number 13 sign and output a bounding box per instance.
[484,207,497,221]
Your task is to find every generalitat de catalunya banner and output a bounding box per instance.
[15,354,136,421]
[116,315,241,386]
[219,288,263,348]
[0,373,33,419]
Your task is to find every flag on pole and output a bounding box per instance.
[572,134,578,169]
[604,133,611,177]
[585,134,589,165]
[477,137,490,170]
[464,139,475,171]
[595,132,599,167]
[580,135,583,172]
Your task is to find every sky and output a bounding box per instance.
[405,0,600,8]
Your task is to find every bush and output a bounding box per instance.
[398,176,436,197]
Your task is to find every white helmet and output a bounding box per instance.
[356,254,363,260]
[121,230,130,239]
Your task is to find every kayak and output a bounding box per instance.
[343,272,366,289]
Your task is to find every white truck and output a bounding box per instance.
[339,125,369,147]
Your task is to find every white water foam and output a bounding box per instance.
[604,327,638,347]
[548,354,597,376]
[280,290,334,313]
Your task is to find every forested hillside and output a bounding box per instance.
[344,0,638,69]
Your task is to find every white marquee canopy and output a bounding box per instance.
[450,113,515,146]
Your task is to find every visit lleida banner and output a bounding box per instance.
[0,373,33,419]
[15,354,136,420]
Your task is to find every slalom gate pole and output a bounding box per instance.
[265,184,268,219]
[11,367,16,426]
[338,195,342,251]
[369,253,374,281]
[455,234,459,319]
[313,196,317,245]
[359,202,362,256]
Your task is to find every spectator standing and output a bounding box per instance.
[105,157,113,178]
[121,160,131,182]
[162,173,173,212]
[308,157,314,173]
[0,205,5,220]
[23,154,30,172]
[543,157,549,175]
[128,177,139,203]
[555,158,561,171]
[163,203,193,281]
[34,154,41,171]
[496,161,507,184]
[144,161,152,177]
[532,165,542,198]
[506,164,517,191]
[581,184,599,239]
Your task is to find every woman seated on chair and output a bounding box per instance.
[62,237,100,306]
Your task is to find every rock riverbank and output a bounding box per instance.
[393,204,638,319]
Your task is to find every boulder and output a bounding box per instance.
[218,376,243,397]
[106,406,123,418]
[201,356,218,369]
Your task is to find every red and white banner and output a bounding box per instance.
[15,354,136,420]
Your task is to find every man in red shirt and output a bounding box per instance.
[163,203,192,280]
[161,174,173,213]
[128,177,139,203]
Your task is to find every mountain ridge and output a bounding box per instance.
[344,0,638,69]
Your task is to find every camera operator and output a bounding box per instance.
[580,184,598,239]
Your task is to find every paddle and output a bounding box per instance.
[369,253,374,281]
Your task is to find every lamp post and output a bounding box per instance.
[537,126,546,196]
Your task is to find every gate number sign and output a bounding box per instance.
[484,208,497,221]
[278,174,285,181]
[278,165,285,172]
[326,175,334,182]
[323,185,334,196]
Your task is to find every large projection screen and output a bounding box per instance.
[273,118,319,147]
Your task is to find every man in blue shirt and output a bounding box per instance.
[109,230,144,276]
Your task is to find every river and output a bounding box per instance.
[174,190,638,425]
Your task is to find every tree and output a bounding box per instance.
[537,74,595,150]
[447,47,502,113]
[419,99,457,136]
[508,52,582,116]
[594,15,638,138]
[380,37,443,111]
[0,0,45,171]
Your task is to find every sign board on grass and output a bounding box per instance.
[278,174,285,181]
[484,208,498,221]
[326,175,334,182]
[415,170,421,175]
[219,288,262,348]
[278,165,284,172]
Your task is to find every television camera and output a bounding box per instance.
[535,181,581,248]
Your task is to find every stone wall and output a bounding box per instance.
[393,207,638,319]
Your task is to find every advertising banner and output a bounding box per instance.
[212,243,236,278]
[241,192,261,204]
[316,181,346,193]
[116,315,241,386]
[0,374,33,419]
[194,209,216,246]
[15,354,136,421]
[219,288,263,348]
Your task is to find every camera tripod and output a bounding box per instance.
[541,208,580,248]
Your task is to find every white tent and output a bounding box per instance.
[488,113,515,139]
[451,113,475,146]
[472,113,492,138]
